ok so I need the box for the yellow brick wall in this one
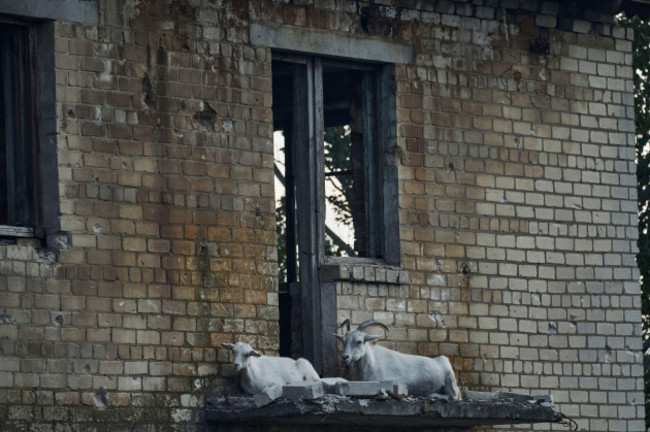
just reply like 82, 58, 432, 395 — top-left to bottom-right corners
0, 1, 644, 431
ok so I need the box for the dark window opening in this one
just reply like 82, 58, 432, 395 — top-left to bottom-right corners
272, 60, 297, 357
0, 17, 58, 240
0, 22, 34, 228
322, 65, 380, 258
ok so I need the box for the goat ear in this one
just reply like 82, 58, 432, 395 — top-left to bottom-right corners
364, 334, 382, 343
334, 333, 346, 343
248, 349, 262, 358
221, 343, 234, 350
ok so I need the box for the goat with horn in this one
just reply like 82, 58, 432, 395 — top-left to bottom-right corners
334, 319, 461, 400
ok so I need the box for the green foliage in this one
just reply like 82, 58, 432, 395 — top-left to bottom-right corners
324, 126, 354, 226
275, 125, 356, 282
275, 198, 288, 282
324, 126, 355, 256
617, 13, 650, 427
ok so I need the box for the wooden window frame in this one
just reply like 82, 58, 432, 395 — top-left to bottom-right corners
273, 52, 400, 372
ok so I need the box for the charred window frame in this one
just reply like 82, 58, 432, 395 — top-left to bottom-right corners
0, 17, 58, 239
272, 53, 399, 369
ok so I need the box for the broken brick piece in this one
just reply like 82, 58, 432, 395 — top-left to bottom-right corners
335, 381, 380, 396
253, 384, 283, 407
283, 381, 324, 400
321, 377, 348, 394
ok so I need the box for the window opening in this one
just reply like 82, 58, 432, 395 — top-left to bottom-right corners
0, 22, 34, 228
272, 60, 300, 357
323, 124, 355, 256
322, 64, 379, 258
0, 17, 57, 241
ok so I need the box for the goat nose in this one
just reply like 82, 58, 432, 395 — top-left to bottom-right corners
342, 354, 349, 360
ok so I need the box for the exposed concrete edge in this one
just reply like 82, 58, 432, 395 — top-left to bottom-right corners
203, 394, 566, 429
0, 0, 98, 25
250, 23, 415, 64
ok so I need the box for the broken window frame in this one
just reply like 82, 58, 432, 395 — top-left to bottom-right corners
272, 52, 400, 372
0, 16, 58, 240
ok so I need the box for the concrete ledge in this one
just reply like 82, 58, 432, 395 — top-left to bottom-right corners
250, 23, 415, 64
202, 394, 567, 430
0, 0, 98, 25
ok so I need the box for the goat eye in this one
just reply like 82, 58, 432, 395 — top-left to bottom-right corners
356, 341, 362, 345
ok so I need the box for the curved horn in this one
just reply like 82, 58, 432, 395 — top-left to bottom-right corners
338, 319, 351, 332
357, 320, 389, 333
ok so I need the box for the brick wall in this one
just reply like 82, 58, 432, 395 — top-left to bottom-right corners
332, 2, 644, 431
0, 0, 644, 431
2, 0, 276, 429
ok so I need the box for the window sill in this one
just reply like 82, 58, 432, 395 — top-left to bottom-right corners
0, 225, 34, 237
320, 258, 408, 284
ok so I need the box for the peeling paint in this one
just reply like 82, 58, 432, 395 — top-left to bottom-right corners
568, 315, 577, 328
546, 323, 557, 335
93, 387, 108, 410
35, 249, 56, 265
430, 311, 448, 329
604, 346, 612, 363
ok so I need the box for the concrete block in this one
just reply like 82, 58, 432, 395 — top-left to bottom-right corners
462, 390, 495, 401
495, 392, 553, 406
379, 380, 408, 395
253, 385, 283, 407
283, 382, 324, 400
335, 381, 380, 397
392, 384, 408, 396
321, 377, 348, 394
530, 394, 554, 407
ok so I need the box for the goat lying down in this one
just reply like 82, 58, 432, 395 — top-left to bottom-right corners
335, 320, 461, 400
221, 338, 320, 395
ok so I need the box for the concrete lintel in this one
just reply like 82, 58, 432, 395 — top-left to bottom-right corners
0, 0, 98, 25
250, 23, 415, 64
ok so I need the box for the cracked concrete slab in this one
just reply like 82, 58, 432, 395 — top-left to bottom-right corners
202, 392, 567, 430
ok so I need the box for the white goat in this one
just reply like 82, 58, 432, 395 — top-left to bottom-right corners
221, 338, 320, 395
334, 320, 461, 400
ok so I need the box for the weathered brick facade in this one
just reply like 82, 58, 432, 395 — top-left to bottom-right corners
0, 0, 644, 431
